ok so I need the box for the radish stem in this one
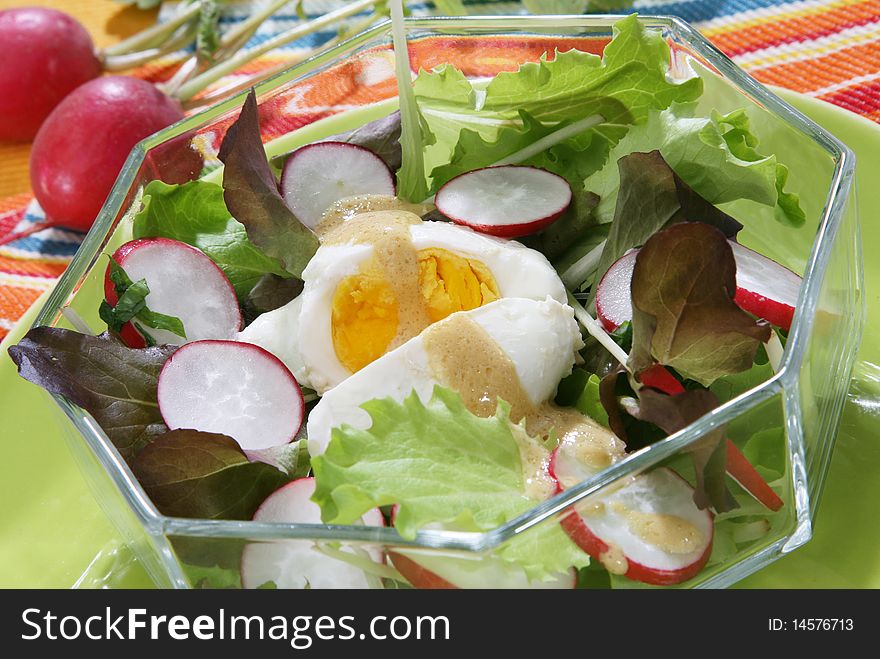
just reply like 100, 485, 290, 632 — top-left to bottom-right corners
561, 238, 606, 290
181, 8, 387, 109
493, 113, 604, 166
567, 291, 630, 367
161, 0, 296, 95
102, 23, 197, 72
101, 2, 203, 57
61, 307, 96, 335
174, 0, 378, 102
766, 329, 784, 372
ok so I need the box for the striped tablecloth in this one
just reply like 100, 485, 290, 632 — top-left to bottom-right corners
1, 0, 878, 341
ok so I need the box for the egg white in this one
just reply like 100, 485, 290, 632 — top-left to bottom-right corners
236, 295, 312, 389
306, 296, 582, 457
298, 221, 568, 394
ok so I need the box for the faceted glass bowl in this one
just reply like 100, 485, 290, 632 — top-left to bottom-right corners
32, 15, 861, 589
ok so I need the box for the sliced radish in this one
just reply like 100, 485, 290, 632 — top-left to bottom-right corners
550, 437, 712, 586
389, 550, 576, 590
596, 240, 802, 332
595, 249, 637, 333
104, 238, 242, 348
726, 440, 784, 512
559, 468, 713, 586
435, 165, 572, 238
280, 141, 395, 230
729, 241, 801, 331
157, 340, 304, 451
240, 478, 384, 589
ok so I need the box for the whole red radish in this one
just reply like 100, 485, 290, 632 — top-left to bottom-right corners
30, 76, 184, 231
0, 7, 101, 142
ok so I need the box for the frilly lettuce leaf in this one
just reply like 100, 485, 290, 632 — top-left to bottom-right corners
311, 387, 589, 580
588, 105, 805, 226
399, 14, 702, 198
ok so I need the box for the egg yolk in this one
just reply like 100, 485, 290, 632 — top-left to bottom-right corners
331, 248, 500, 373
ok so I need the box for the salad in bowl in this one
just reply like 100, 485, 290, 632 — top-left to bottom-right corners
10, 12, 857, 589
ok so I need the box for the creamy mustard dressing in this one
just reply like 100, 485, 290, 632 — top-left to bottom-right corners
422, 313, 623, 501
599, 546, 629, 575
317, 194, 431, 238
611, 502, 703, 555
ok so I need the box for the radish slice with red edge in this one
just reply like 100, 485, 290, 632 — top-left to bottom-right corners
158, 340, 304, 451
240, 478, 384, 589
558, 468, 714, 586
104, 238, 242, 348
280, 141, 395, 230
596, 240, 802, 332
549, 441, 712, 586
595, 249, 637, 333
435, 165, 572, 238
728, 241, 801, 331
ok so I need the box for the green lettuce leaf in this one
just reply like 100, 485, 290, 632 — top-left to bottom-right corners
629, 222, 771, 385
555, 369, 609, 428
400, 14, 702, 197
312, 387, 589, 579
218, 90, 320, 278
132, 180, 289, 301
588, 106, 804, 227
8, 328, 175, 460
131, 429, 291, 520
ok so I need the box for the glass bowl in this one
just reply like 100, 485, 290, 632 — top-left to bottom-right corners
30, 14, 861, 589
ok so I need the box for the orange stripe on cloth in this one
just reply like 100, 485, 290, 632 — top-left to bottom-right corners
0, 255, 69, 279
747, 38, 880, 92
0, 193, 33, 216
706, 0, 880, 57
0, 284, 48, 341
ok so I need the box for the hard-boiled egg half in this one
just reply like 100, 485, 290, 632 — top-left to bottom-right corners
298, 211, 568, 393
307, 296, 582, 456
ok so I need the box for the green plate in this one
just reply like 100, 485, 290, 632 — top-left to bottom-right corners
1, 89, 878, 588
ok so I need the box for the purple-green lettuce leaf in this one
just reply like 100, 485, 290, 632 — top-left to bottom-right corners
218, 89, 319, 279
131, 429, 291, 520
241, 273, 303, 325
628, 222, 771, 385
591, 150, 743, 302
7, 328, 175, 460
